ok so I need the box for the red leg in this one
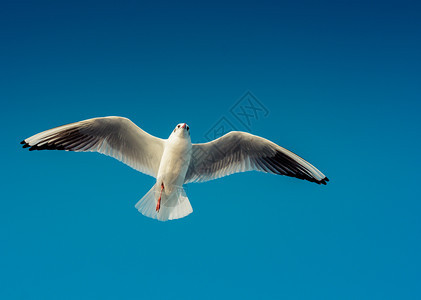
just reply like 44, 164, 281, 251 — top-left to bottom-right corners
156, 183, 164, 212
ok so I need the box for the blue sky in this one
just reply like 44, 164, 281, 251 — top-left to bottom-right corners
1, 0, 420, 299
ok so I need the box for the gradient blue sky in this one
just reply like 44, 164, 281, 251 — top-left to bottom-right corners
1, 0, 421, 299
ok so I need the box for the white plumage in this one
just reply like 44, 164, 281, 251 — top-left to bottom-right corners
21, 116, 329, 221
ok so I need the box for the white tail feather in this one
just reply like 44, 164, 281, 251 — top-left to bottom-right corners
135, 184, 193, 221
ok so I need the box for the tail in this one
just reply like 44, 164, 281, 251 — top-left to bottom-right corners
135, 184, 193, 221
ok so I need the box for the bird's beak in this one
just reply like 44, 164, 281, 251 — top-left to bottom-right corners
181, 123, 186, 129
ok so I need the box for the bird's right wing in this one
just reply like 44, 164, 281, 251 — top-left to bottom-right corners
185, 131, 328, 184
21, 116, 165, 178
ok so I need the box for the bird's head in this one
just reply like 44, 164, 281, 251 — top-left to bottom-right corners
171, 123, 190, 139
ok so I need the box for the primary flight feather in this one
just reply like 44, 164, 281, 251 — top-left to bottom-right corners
21, 116, 329, 221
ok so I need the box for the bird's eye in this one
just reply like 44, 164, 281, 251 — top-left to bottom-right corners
177, 125, 180, 128
187, 126, 189, 131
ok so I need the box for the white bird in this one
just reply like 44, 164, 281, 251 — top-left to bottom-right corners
21, 116, 329, 221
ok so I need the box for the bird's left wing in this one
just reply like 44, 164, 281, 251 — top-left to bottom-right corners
21, 116, 165, 178
184, 131, 328, 184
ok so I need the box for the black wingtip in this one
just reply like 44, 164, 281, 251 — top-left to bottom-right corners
21, 140, 31, 149
319, 177, 329, 185
22, 141, 70, 151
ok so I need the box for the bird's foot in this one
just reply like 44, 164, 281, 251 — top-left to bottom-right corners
156, 183, 164, 213
156, 196, 161, 212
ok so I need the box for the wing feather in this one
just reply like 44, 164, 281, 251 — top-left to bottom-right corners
185, 131, 328, 184
21, 116, 165, 178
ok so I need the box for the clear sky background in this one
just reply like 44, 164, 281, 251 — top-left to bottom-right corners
1, 0, 420, 299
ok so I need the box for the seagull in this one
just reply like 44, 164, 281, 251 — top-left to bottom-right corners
21, 116, 329, 221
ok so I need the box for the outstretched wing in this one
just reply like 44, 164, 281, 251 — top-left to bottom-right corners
21, 116, 165, 178
185, 131, 328, 184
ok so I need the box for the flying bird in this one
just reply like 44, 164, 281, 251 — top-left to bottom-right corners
21, 117, 329, 221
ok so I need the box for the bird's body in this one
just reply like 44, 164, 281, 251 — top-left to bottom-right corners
21, 116, 329, 221
156, 124, 191, 195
